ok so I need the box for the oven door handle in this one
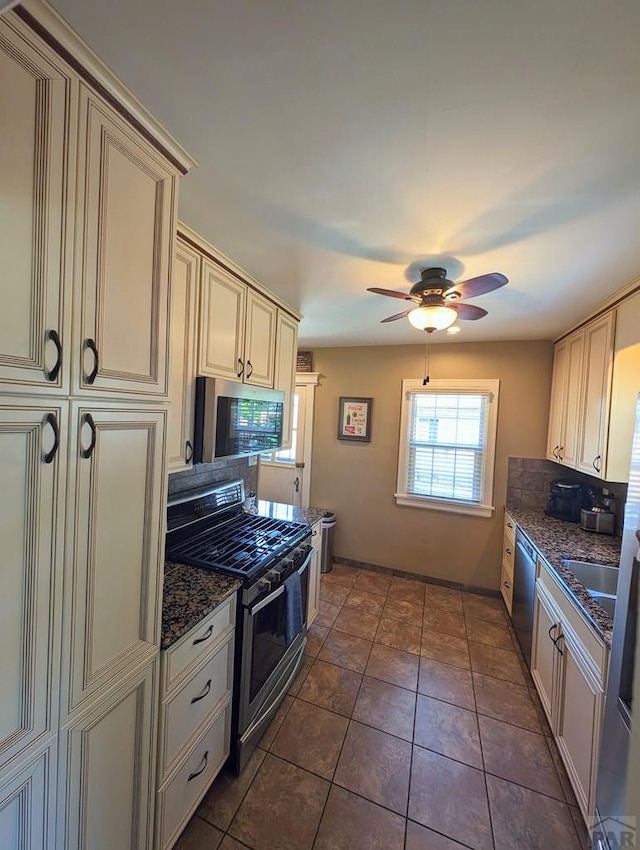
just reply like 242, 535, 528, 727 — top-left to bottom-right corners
249, 584, 286, 616
248, 548, 313, 617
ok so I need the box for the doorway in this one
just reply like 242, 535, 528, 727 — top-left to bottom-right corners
258, 373, 319, 507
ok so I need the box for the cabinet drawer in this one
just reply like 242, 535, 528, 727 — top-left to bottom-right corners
157, 700, 231, 850
310, 521, 322, 553
159, 635, 234, 779
500, 562, 514, 615
504, 512, 516, 545
502, 531, 515, 578
162, 596, 236, 695
537, 559, 608, 685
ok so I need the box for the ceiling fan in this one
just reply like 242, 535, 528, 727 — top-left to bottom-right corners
367, 267, 508, 332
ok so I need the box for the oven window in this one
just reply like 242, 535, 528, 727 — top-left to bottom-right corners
249, 565, 310, 704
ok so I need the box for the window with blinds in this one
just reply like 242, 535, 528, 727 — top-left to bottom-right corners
396, 379, 499, 517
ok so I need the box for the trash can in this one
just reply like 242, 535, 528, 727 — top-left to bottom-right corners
320, 512, 336, 574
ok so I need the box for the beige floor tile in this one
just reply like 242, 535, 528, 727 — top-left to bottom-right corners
462, 593, 507, 624
352, 676, 416, 740
174, 816, 224, 850
465, 616, 514, 650
334, 721, 411, 814
198, 747, 266, 831
318, 630, 373, 673
343, 588, 386, 616
352, 571, 392, 597
417, 657, 475, 711
229, 754, 329, 850
321, 570, 358, 589
320, 582, 350, 606
405, 820, 469, 849
409, 746, 493, 850
414, 694, 483, 769
423, 584, 464, 613
365, 643, 420, 691
382, 597, 424, 626
420, 628, 470, 669
270, 699, 348, 779
375, 616, 422, 654
422, 607, 467, 639
305, 622, 329, 658
473, 672, 541, 732
315, 599, 342, 628
333, 607, 380, 640
314, 785, 406, 850
298, 659, 362, 716
468, 641, 526, 685
388, 578, 426, 606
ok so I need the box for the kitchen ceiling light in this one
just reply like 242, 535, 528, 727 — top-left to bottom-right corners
447, 325, 461, 334
407, 305, 457, 331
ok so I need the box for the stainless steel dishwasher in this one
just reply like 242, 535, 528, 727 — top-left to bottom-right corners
512, 528, 537, 667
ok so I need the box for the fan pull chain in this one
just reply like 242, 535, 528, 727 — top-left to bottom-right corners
423, 333, 432, 385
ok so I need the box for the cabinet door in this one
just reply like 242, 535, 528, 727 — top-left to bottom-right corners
0, 739, 57, 850
577, 313, 615, 477
530, 583, 560, 728
274, 312, 299, 448
307, 522, 322, 626
555, 631, 604, 818
74, 85, 177, 398
62, 403, 166, 718
168, 240, 200, 472
199, 260, 246, 381
546, 338, 568, 462
0, 401, 66, 770
244, 291, 276, 387
559, 330, 585, 468
58, 661, 157, 850
0, 21, 73, 393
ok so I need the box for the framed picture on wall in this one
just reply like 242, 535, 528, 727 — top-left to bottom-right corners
338, 397, 372, 442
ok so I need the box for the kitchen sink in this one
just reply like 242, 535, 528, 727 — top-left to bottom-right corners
561, 559, 619, 617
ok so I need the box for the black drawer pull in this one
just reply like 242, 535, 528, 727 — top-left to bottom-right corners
505, 547, 512, 555
237, 358, 244, 378
548, 623, 558, 643
43, 413, 59, 464
246, 359, 253, 378
46, 329, 62, 382
187, 750, 208, 782
593, 455, 601, 473
192, 624, 214, 646
190, 679, 212, 705
503, 580, 510, 589
85, 338, 99, 384
185, 440, 194, 464
81, 413, 97, 459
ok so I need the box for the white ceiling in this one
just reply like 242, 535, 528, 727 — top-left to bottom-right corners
50, 0, 640, 346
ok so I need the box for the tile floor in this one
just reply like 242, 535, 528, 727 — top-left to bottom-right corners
176, 565, 592, 850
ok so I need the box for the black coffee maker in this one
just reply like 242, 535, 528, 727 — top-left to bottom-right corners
545, 479, 585, 523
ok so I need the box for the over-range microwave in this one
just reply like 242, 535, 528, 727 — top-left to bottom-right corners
193, 376, 284, 463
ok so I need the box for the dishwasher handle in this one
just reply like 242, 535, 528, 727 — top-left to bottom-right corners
516, 530, 536, 562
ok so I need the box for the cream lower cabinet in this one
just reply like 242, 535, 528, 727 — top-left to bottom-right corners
307, 520, 323, 626
0, 401, 66, 774
0, 737, 57, 850
168, 239, 200, 472
531, 561, 607, 820
57, 660, 158, 850
60, 403, 167, 721
500, 513, 515, 615
156, 598, 236, 850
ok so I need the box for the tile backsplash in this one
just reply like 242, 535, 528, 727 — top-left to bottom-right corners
507, 456, 628, 534
168, 456, 258, 498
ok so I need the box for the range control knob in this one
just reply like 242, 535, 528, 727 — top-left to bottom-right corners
257, 577, 271, 593
266, 569, 281, 585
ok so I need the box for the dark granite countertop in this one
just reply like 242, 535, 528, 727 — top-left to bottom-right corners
505, 507, 621, 645
161, 562, 241, 650
252, 500, 333, 526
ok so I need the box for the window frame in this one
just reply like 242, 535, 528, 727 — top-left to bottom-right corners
395, 378, 500, 518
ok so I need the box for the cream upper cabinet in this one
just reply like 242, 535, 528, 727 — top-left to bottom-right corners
546, 329, 584, 466
74, 85, 178, 399
168, 240, 200, 472
58, 661, 157, 850
576, 312, 615, 477
61, 403, 167, 719
605, 291, 640, 481
274, 312, 299, 449
244, 290, 277, 387
198, 259, 277, 387
199, 260, 247, 381
0, 19, 74, 394
0, 401, 65, 773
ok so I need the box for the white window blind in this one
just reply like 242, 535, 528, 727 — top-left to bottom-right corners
407, 393, 488, 502
396, 379, 499, 517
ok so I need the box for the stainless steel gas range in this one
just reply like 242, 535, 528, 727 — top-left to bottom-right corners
165, 479, 312, 773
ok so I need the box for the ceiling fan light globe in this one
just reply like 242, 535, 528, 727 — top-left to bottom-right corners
408, 305, 457, 331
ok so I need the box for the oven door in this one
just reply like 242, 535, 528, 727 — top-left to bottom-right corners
239, 550, 311, 733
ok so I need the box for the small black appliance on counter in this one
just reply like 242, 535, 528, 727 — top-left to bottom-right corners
544, 479, 585, 523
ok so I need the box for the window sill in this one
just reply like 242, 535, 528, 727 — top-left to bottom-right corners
394, 493, 495, 518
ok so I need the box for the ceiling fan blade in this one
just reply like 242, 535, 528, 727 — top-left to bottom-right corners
380, 309, 413, 323
367, 287, 414, 301
451, 303, 488, 321
444, 272, 508, 301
